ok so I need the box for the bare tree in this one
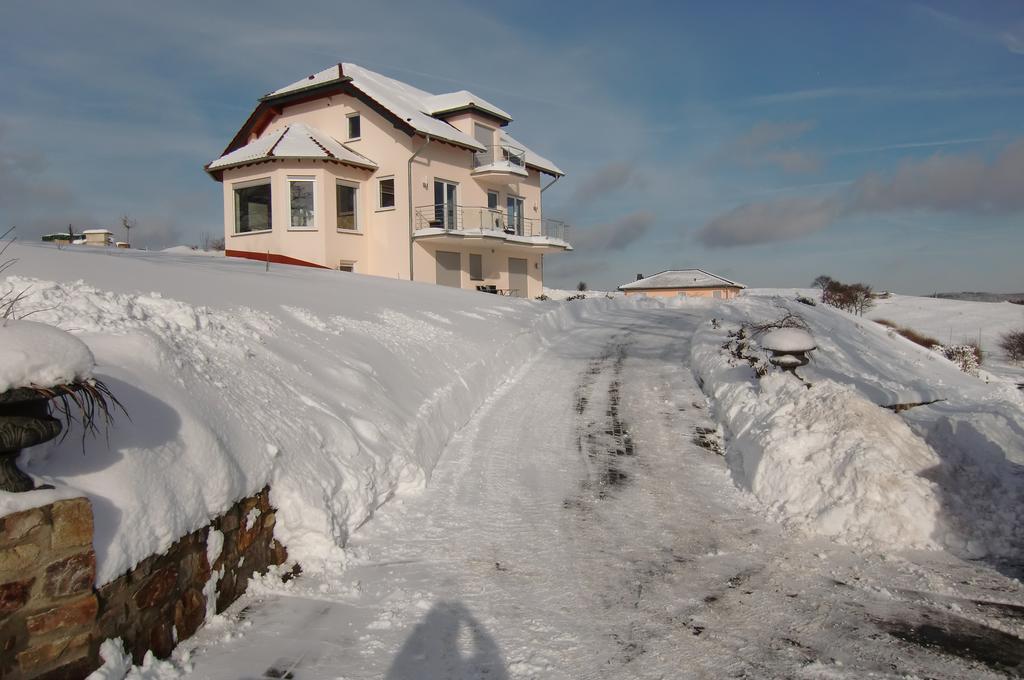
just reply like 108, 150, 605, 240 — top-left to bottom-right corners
812, 275, 834, 290
121, 215, 136, 247
577, 281, 588, 292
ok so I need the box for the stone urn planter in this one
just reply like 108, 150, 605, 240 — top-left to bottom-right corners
0, 320, 116, 493
0, 386, 65, 491
760, 328, 816, 373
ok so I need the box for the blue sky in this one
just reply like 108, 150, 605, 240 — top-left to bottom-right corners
1, 1, 1022, 293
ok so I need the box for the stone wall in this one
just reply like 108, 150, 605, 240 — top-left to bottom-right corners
0, 486, 287, 678
0, 498, 97, 679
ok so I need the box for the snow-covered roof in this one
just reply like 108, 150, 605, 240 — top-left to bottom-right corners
265, 63, 484, 152
619, 269, 746, 291
257, 63, 562, 175
500, 132, 562, 176
423, 90, 511, 121
82, 229, 113, 235
208, 122, 377, 172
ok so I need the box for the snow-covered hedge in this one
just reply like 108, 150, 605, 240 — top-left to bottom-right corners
691, 295, 1024, 560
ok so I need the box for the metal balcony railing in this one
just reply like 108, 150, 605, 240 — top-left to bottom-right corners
414, 205, 571, 243
472, 144, 527, 172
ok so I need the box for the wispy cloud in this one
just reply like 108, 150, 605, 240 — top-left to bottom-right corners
711, 120, 820, 174
916, 4, 1024, 56
696, 196, 840, 248
744, 83, 1024, 107
698, 139, 1024, 247
572, 211, 656, 251
830, 135, 1002, 156
572, 161, 642, 203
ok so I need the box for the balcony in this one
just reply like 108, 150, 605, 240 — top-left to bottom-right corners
413, 205, 571, 249
472, 144, 529, 178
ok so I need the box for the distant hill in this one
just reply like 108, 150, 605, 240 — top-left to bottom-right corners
932, 292, 1024, 304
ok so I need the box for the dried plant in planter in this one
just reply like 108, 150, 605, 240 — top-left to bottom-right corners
26, 379, 125, 446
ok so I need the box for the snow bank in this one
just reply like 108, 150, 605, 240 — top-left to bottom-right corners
692, 294, 1024, 560
0, 319, 95, 392
2, 243, 608, 584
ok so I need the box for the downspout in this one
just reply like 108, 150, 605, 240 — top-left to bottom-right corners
407, 134, 432, 281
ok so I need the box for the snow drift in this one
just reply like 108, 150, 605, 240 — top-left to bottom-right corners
691, 294, 1024, 560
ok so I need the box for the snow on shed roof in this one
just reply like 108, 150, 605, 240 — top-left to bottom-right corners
619, 269, 746, 291
423, 90, 512, 121
81, 229, 113, 235
260, 63, 561, 175
207, 122, 377, 172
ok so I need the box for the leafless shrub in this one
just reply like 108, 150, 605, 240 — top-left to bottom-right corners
1000, 330, 1024, 362
749, 311, 809, 336
822, 279, 874, 315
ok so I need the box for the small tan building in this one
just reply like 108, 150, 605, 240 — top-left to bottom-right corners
619, 269, 745, 299
81, 229, 113, 247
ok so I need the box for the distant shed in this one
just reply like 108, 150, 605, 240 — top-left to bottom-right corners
618, 269, 745, 299
81, 229, 113, 247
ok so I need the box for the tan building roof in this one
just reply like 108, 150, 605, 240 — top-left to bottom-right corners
619, 269, 745, 291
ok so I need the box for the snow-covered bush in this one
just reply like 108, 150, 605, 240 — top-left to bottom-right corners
932, 343, 981, 377
1000, 329, 1024, 362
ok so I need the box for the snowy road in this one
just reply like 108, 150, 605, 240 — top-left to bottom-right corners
178, 306, 1024, 679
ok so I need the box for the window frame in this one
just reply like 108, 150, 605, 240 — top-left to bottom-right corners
335, 180, 360, 232
377, 175, 396, 211
232, 177, 273, 235
506, 194, 525, 235
287, 175, 318, 231
347, 113, 361, 141
486, 190, 499, 211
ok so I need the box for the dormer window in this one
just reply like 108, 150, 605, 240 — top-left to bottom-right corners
347, 113, 361, 140
473, 122, 493, 149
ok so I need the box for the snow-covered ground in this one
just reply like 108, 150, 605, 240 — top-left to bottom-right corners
2, 243, 598, 583
3, 249, 1024, 678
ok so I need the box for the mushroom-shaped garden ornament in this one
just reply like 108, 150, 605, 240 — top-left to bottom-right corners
760, 328, 816, 373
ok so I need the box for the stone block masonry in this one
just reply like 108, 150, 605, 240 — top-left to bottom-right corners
0, 486, 287, 678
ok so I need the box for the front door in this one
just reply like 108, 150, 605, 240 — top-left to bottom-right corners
433, 180, 458, 230
508, 257, 528, 298
436, 251, 462, 288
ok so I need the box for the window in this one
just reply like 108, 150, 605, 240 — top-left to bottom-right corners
487, 190, 499, 211
469, 253, 483, 281
347, 114, 361, 140
473, 123, 493, 149
506, 196, 524, 235
338, 261, 355, 273
233, 181, 272, 233
289, 177, 316, 228
336, 182, 358, 230
378, 177, 395, 209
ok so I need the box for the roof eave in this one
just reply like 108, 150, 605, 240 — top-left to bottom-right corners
204, 156, 377, 181
259, 74, 354, 103
430, 105, 512, 126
